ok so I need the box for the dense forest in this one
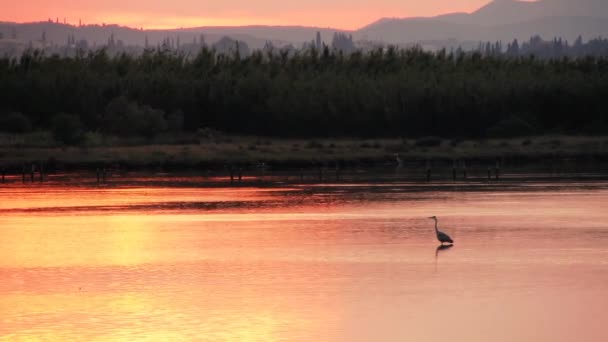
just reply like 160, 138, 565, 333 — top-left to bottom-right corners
1, 47, 608, 144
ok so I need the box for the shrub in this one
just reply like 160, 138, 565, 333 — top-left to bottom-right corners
415, 136, 443, 147
450, 139, 464, 147
486, 116, 535, 138
167, 110, 185, 132
83, 131, 104, 147
51, 113, 84, 145
104, 97, 167, 138
306, 140, 323, 149
139, 106, 168, 139
0, 112, 32, 133
103, 96, 136, 136
582, 120, 608, 135
198, 127, 223, 142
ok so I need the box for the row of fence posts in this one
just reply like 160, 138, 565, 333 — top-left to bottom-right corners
223, 160, 501, 184
425, 160, 501, 182
2, 166, 112, 184
316, 166, 339, 182
16, 163, 46, 183
229, 167, 243, 184
225, 163, 344, 185
1, 160, 502, 186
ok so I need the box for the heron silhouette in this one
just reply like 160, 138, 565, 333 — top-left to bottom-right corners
429, 216, 454, 245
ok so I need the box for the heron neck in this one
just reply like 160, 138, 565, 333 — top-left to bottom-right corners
434, 220, 438, 232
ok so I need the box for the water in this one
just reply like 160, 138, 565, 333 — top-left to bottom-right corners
1, 177, 608, 341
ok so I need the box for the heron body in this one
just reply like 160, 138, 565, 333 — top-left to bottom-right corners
429, 216, 454, 245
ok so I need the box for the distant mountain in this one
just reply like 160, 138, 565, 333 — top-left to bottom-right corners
357, 0, 608, 44
0, 22, 290, 48
0, 22, 342, 51
435, 0, 608, 26
485, 15, 608, 42
356, 19, 477, 43
467, 0, 545, 26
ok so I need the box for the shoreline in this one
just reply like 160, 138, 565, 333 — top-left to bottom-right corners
1, 135, 608, 172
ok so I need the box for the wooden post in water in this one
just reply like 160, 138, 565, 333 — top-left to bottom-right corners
30, 164, 35, 182
495, 160, 500, 181
335, 165, 340, 182
238, 168, 243, 182
229, 166, 234, 185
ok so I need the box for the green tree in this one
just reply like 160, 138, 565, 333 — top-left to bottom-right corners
51, 113, 84, 145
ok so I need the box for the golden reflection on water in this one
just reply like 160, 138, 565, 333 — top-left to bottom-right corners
1, 183, 608, 341
1, 292, 289, 341
0, 216, 155, 267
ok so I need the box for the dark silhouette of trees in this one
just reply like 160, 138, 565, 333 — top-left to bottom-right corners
103, 96, 167, 138
0, 46, 607, 141
51, 113, 84, 145
484, 35, 608, 59
331, 33, 355, 53
0, 112, 32, 133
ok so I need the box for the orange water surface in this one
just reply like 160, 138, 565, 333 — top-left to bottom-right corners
1, 180, 607, 341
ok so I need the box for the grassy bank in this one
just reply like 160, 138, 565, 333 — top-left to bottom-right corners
1, 133, 608, 170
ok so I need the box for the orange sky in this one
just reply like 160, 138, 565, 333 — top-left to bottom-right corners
3, 0, 493, 30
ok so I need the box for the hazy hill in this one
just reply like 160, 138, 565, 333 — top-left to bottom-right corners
2, 0, 608, 50
0, 21, 341, 50
0, 22, 300, 50
356, 19, 477, 43
435, 0, 608, 26
358, 0, 608, 43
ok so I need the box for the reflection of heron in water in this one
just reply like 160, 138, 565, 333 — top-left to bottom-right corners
429, 216, 454, 245
434, 243, 453, 272
435, 244, 453, 258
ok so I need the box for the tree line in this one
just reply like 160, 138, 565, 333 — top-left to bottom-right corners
1, 47, 607, 144
478, 35, 608, 59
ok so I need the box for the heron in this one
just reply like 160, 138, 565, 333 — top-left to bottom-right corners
394, 153, 403, 168
429, 216, 454, 245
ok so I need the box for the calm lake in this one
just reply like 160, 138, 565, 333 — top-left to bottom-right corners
1, 175, 608, 341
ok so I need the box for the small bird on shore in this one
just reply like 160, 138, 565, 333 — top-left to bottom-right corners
429, 216, 454, 245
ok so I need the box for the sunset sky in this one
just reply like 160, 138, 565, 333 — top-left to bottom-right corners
5, 0, 495, 30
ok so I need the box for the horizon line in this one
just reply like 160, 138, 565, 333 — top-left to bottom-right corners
0, 10, 474, 32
